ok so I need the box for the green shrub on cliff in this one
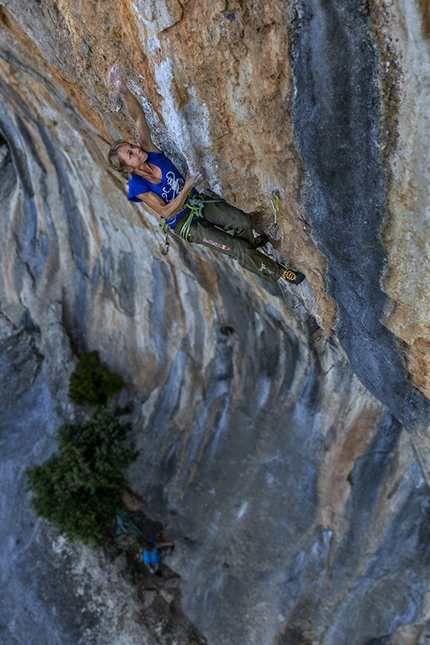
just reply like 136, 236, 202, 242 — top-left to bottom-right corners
69, 351, 123, 406
25, 409, 138, 546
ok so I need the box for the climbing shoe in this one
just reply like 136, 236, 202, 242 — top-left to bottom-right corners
254, 233, 269, 248
280, 267, 306, 285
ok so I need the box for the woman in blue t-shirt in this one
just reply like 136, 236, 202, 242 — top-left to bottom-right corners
107, 67, 304, 285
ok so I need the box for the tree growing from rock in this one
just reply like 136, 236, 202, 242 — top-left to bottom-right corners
26, 409, 138, 546
69, 351, 123, 406
25, 353, 137, 547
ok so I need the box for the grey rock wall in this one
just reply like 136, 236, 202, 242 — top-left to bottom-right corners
130, 332, 430, 644
0, 0, 430, 644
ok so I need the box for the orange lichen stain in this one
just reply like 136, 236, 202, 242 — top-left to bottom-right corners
0, 7, 109, 141
318, 401, 386, 536
407, 338, 430, 400
417, 0, 430, 39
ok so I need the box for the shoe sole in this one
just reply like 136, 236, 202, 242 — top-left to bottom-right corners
281, 270, 305, 285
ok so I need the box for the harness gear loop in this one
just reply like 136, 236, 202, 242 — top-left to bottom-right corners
160, 219, 171, 255
269, 189, 281, 239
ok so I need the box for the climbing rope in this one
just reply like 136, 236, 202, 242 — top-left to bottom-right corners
154, 194, 310, 546
178, 195, 206, 241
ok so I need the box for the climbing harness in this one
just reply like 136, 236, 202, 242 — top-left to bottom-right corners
160, 194, 223, 253
269, 189, 281, 239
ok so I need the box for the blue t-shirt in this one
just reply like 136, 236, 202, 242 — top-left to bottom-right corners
128, 151, 196, 228
143, 539, 161, 566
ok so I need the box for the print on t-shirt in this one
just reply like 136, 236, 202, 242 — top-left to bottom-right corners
161, 170, 184, 202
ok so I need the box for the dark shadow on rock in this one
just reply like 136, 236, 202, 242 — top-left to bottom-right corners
291, 0, 430, 431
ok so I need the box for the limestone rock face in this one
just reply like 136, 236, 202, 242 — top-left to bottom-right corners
0, 0, 430, 644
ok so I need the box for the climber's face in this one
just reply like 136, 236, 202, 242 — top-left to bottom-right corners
116, 143, 148, 171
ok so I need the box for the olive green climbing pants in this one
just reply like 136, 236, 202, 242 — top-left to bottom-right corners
173, 199, 284, 283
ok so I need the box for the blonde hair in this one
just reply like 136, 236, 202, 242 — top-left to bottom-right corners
108, 139, 132, 174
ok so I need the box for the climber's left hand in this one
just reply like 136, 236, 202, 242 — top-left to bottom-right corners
109, 66, 127, 94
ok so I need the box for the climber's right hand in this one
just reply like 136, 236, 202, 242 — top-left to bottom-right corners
186, 170, 204, 189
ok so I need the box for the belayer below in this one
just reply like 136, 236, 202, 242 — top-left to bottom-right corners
107, 66, 305, 286
142, 538, 174, 575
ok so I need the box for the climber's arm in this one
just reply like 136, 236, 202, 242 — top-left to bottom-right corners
109, 66, 160, 153
122, 90, 159, 153
137, 171, 204, 219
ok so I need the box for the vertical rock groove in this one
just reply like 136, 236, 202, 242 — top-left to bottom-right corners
291, 0, 430, 431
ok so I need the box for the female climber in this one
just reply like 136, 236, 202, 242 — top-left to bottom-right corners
107, 66, 305, 285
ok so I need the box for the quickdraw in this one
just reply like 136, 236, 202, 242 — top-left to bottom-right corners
269, 189, 281, 239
